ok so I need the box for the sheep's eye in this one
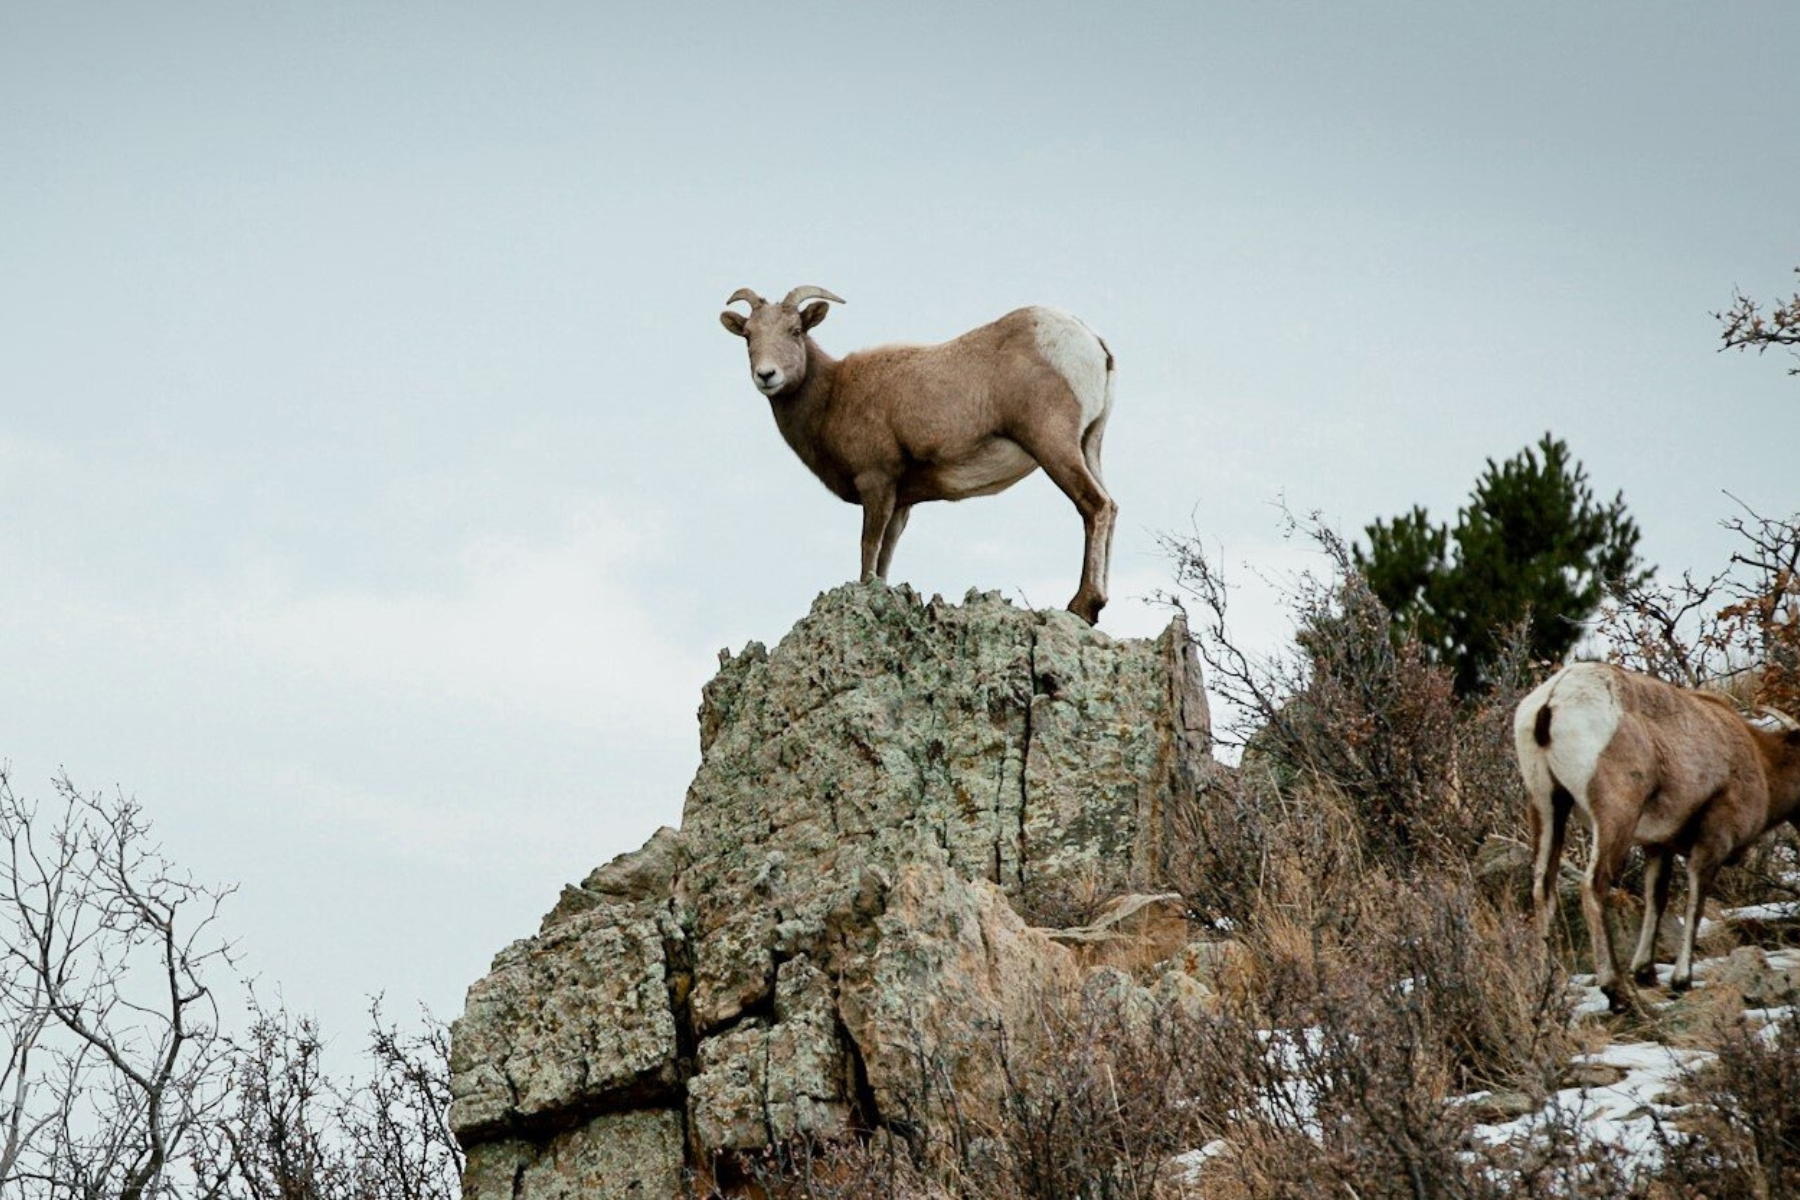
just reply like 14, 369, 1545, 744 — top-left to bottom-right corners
790, 326, 803, 337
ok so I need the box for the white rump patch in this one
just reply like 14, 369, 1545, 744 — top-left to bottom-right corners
1030, 307, 1110, 428
1526, 663, 1625, 813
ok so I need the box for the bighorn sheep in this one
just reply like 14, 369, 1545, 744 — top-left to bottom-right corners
718, 286, 1117, 624
1513, 661, 1800, 1010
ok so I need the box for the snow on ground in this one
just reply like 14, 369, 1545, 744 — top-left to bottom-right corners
1169, 1140, 1231, 1187
1743, 1005, 1797, 1028
1723, 899, 1800, 923
1174, 947, 1800, 1187
1471, 959, 1800, 1176
1252, 1026, 1328, 1134
1466, 1040, 1710, 1172
1567, 945, 1800, 1020
1567, 973, 1614, 1020
1697, 898, 1800, 938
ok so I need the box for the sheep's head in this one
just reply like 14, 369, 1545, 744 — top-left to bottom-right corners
719, 286, 844, 397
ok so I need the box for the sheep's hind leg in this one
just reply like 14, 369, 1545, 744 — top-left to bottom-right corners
1529, 778, 1573, 942
1581, 801, 1638, 1012
1080, 414, 1115, 593
1019, 425, 1116, 625
1629, 847, 1673, 987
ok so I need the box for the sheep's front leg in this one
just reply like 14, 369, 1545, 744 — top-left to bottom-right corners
856, 476, 897, 584
876, 505, 911, 581
1671, 839, 1726, 991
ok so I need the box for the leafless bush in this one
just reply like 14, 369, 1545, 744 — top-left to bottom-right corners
1599, 498, 1800, 712
347, 1006, 461, 1200
192, 1004, 350, 1197
0, 768, 234, 1200
706, 1135, 943, 1200
1015, 862, 1126, 931
0, 767, 460, 1199
1161, 514, 1528, 883
1161, 765, 1278, 931
1187, 867, 1637, 1200
192, 999, 462, 1200
1167, 769, 1377, 946
983, 986, 1232, 1200
1246, 871, 1572, 1101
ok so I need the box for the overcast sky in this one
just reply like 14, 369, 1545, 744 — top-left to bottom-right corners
3, 3, 1797, 1041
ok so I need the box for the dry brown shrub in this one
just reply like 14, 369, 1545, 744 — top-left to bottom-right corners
1241, 871, 1573, 1099
1195, 876, 1615, 1200
1163, 515, 1535, 888
1015, 859, 1125, 931
1164, 763, 1372, 938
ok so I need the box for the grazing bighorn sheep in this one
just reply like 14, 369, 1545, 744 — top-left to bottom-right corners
718, 286, 1117, 624
1513, 661, 1800, 1010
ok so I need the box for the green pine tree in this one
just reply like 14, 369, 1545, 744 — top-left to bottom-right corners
1354, 434, 1648, 693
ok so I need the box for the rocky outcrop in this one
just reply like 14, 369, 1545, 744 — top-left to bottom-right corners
449, 584, 1217, 1198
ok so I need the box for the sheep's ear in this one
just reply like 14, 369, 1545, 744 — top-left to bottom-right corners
719, 311, 748, 337
800, 301, 830, 331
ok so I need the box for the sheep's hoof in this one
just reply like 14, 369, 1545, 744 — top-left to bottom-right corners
1668, 974, 1693, 994
1066, 593, 1104, 626
1631, 964, 1658, 988
1603, 984, 1633, 1015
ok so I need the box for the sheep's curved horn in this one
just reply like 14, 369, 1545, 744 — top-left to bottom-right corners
1757, 705, 1800, 731
782, 286, 846, 309
727, 288, 767, 309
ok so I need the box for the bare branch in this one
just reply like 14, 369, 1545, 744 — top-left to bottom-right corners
0, 770, 234, 1199
1717, 267, 1800, 375
1597, 498, 1800, 714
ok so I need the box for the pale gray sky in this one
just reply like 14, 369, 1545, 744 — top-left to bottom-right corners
3, 3, 1796, 1039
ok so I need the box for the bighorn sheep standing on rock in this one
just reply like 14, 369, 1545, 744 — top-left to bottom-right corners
719, 286, 1117, 624
1514, 661, 1800, 1010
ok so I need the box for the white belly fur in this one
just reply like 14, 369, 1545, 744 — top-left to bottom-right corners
935, 437, 1039, 499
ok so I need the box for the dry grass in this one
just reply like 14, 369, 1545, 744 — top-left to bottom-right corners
1015, 859, 1129, 931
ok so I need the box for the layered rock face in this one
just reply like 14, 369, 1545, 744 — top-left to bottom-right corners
449, 584, 1214, 1198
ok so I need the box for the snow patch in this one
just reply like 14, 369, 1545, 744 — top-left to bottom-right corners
1466, 1041, 1711, 1173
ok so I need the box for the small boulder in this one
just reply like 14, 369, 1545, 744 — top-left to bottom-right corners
1047, 892, 1193, 973
1707, 946, 1800, 1008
